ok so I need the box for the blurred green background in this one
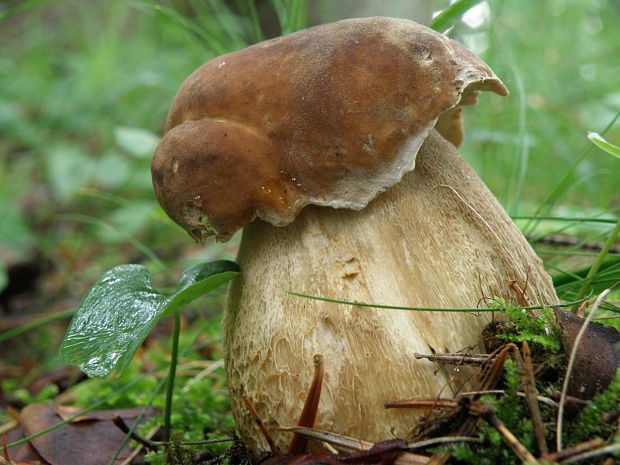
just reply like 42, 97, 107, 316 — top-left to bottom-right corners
0, 0, 617, 357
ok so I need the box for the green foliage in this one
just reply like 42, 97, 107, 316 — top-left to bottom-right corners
71, 360, 159, 410
1, 379, 59, 405
490, 298, 562, 353
70, 316, 235, 464
0, 160, 37, 292
61, 260, 239, 377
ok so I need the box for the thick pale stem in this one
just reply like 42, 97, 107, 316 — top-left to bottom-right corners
225, 130, 557, 454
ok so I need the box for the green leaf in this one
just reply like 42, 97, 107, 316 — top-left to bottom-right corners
430, 0, 483, 32
60, 260, 239, 378
114, 126, 160, 159
166, 260, 241, 315
46, 145, 94, 201
587, 131, 620, 160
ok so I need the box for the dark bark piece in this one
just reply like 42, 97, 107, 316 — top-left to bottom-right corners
556, 309, 620, 400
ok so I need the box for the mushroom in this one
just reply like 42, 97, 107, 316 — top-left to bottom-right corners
151, 17, 558, 455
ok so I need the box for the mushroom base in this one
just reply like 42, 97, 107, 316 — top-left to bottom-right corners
224, 129, 558, 455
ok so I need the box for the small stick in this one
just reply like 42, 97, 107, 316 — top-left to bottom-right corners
550, 391, 589, 407
279, 426, 373, 452
112, 416, 159, 451
384, 399, 459, 411
414, 352, 491, 366
2, 434, 9, 463
406, 436, 478, 450
520, 341, 548, 454
576, 298, 589, 319
561, 443, 620, 464
541, 437, 604, 463
509, 278, 532, 307
530, 234, 620, 254
458, 390, 558, 408
119, 426, 159, 465
0, 420, 18, 437
242, 397, 280, 454
477, 404, 539, 464
289, 354, 325, 454
281, 426, 430, 465
557, 289, 610, 452
479, 343, 517, 390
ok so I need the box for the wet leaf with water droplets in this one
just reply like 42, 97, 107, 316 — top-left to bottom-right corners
60, 260, 239, 377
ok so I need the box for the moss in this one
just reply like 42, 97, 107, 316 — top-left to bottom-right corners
567, 369, 620, 445
491, 298, 562, 354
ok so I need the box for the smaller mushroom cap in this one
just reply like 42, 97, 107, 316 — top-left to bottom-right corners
152, 17, 508, 242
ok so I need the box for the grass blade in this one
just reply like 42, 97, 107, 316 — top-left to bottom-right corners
287, 291, 588, 313
524, 109, 620, 235
587, 131, 620, 160
430, 0, 483, 32
571, 220, 620, 310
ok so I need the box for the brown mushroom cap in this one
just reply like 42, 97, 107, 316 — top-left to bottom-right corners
152, 17, 508, 242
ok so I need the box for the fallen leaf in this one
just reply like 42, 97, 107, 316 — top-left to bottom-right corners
19, 404, 152, 465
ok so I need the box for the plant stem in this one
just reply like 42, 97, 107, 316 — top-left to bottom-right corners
164, 309, 181, 444
572, 220, 620, 312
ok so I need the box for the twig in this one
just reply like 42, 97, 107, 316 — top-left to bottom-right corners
529, 234, 620, 254
479, 344, 518, 390
280, 426, 430, 465
576, 298, 589, 319
541, 437, 604, 462
112, 416, 159, 451
2, 434, 9, 463
520, 341, 548, 454
458, 390, 558, 408
384, 399, 459, 411
550, 391, 589, 407
119, 426, 159, 465
560, 443, 620, 464
242, 397, 279, 454
477, 404, 539, 464
279, 426, 373, 452
509, 279, 533, 307
406, 436, 478, 450
557, 289, 610, 451
0, 420, 18, 437
414, 352, 491, 366
181, 360, 225, 393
